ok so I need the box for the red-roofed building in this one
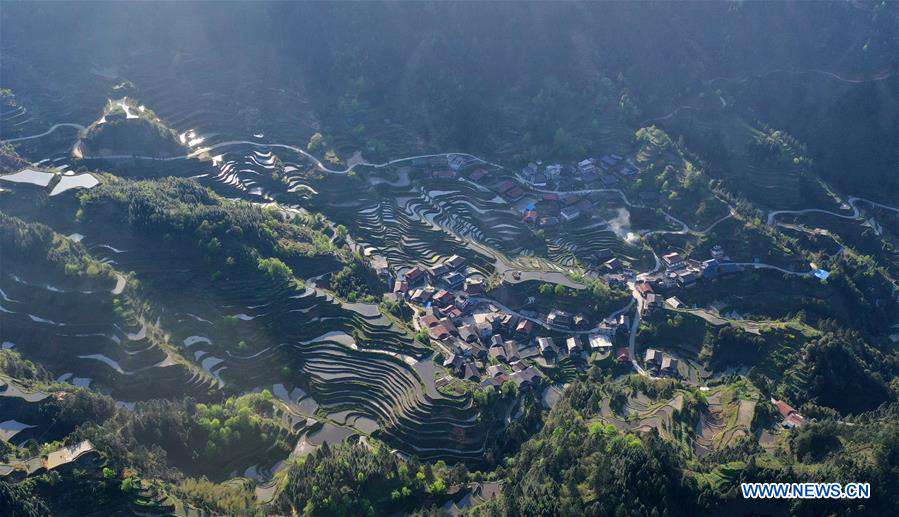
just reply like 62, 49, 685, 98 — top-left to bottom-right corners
496, 180, 516, 194
772, 399, 806, 428
443, 305, 463, 319
470, 169, 489, 181
636, 281, 654, 298
433, 289, 454, 306
616, 347, 630, 363
428, 325, 450, 341
433, 170, 456, 179
505, 186, 525, 201
405, 266, 425, 284
420, 314, 440, 328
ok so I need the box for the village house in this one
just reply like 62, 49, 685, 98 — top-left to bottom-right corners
470, 168, 489, 182
538, 337, 557, 358
588, 333, 612, 351
546, 309, 572, 328
405, 266, 426, 285
486, 364, 504, 378
429, 325, 451, 341
439, 317, 458, 335
432, 169, 456, 179
604, 258, 622, 272
616, 347, 630, 363
600, 155, 619, 168
442, 271, 465, 289
560, 206, 581, 222
545, 164, 563, 179
772, 399, 806, 428
635, 281, 654, 300
515, 319, 534, 335
675, 270, 699, 288
443, 353, 462, 371
662, 252, 684, 267
433, 289, 454, 306
458, 323, 479, 343
445, 254, 466, 270
443, 305, 463, 320
578, 158, 597, 174
462, 363, 480, 381
410, 288, 432, 304
370, 255, 390, 280
464, 277, 485, 295
504, 340, 521, 362
476, 321, 494, 341
428, 263, 450, 278
420, 314, 440, 328
393, 280, 409, 294
562, 194, 580, 206
638, 191, 660, 203
496, 180, 516, 196
474, 312, 499, 331
489, 345, 508, 363
539, 216, 560, 227
510, 366, 543, 390
666, 296, 684, 309
566, 336, 581, 355
600, 174, 619, 187
499, 313, 517, 330
644, 348, 662, 367
573, 313, 588, 329
660, 356, 679, 376
505, 186, 525, 201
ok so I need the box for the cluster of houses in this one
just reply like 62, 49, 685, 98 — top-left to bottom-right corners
520, 154, 638, 191
391, 255, 545, 390
519, 192, 597, 227
534, 332, 615, 363
389, 250, 635, 393
392, 254, 477, 299
642, 348, 680, 377
409, 154, 483, 179
634, 245, 745, 306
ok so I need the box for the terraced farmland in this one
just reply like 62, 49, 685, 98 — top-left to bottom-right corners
79, 226, 489, 463
694, 383, 758, 457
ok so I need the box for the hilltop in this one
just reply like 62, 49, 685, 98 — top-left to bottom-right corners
77, 99, 183, 158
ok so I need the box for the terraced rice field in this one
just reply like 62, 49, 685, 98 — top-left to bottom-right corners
694, 386, 757, 457
0, 268, 214, 402
548, 219, 653, 270
599, 391, 686, 443
86, 229, 486, 462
